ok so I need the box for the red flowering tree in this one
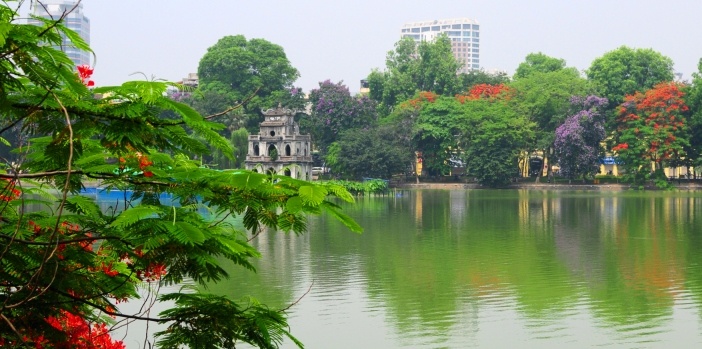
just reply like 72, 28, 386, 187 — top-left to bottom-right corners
0, 4, 358, 349
613, 82, 689, 187
455, 83, 510, 103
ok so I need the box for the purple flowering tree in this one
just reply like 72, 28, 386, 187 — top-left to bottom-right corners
303, 80, 377, 155
553, 96, 607, 182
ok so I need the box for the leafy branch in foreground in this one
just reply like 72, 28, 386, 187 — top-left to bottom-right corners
0, 2, 359, 348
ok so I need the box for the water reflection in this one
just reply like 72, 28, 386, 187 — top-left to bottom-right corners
212, 190, 702, 349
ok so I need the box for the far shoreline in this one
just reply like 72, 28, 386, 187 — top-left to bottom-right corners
393, 181, 702, 191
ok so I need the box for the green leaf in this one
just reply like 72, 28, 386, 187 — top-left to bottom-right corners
298, 185, 327, 206
109, 205, 161, 229
285, 196, 303, 213
171, 221, 206, 245
64, 195, 102, 217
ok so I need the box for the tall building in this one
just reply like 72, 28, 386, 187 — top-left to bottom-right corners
401, 18, 480, 74
28, 0, 90, 67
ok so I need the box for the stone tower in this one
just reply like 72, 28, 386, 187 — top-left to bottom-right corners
245, 105, 313, 180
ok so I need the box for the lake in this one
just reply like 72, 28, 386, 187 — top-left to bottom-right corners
202, 189, 702, 349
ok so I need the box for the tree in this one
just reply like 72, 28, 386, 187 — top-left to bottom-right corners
682, 58, 702, 175
553, 96, 608, 182
327, 124, 414, 180
367, 35, 461, 114
509, 68, 592, 179
302, 80, 377, 155
459, 93, 534, 187
587, 46, 674, 114
0, 4, 358, 348
197, 35, 300, 130
513, 52, 569, 80
411, 93, 462, 177
457, 68, 510, 92
612, 82, 689, 187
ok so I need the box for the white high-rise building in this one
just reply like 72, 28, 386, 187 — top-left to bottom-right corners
28, 0, 90, 67
401, 18, 480, 74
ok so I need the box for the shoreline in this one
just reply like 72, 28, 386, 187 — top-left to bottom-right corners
393, 182, 702, 191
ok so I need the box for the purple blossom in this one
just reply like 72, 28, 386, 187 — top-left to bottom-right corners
554, 95, 607, 180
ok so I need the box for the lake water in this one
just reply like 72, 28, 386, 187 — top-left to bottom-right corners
201, 189, 702, 349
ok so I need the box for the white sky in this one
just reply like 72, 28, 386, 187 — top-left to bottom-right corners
20, 0, 702, 93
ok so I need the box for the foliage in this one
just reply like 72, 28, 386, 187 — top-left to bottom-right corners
230, 127, 250, 168
456, 83, 511, 103
412, 95, 464, 177
613, 82, 689, 187
197, 34, 300, 130
367, 35, 461, 114
553, 96, 608, 181
513, 52, 570, 80
457, 69, 510, 91
0, 5, 358, 349
302, 80, 377, 155
586, 46, 674, 113
460, 98, 534, 187
322, 179, 389, 196
326, 124, 413, 180
509, 69, 592, 165
682, 58, 702, 170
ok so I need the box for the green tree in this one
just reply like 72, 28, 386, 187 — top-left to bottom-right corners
367, 35, 461, 114
328, 124, 414, 180
682, 58, 702, 175
513, 52, 569, 80
412, 93, 464, 177
231, 127, 250, 168
458, 68, 510, 92
460, 98, 535, 187
586, 46, 674, 113
197, 35, 300, 131
509, 68, 592, 179
0, 5, 358, 348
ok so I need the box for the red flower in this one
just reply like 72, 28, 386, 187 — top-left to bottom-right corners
76, 64, 95, 87
143, 171, 153, 178
612, 143, 629, 151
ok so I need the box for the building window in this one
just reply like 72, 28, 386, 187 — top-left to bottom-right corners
473, 38, 479, 43
431, 26, 440, 31
472, 48, 479, 53
474, 31, 479, 38
473, 24, 480, 30
421, 26, 430, 32
411, 27, 420, 33
452, 24, 461, 29
472, 64, 480, 69
463, 31, 471, 37
442, 25, 451, 29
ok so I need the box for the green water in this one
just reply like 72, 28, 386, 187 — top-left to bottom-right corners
208, 189, 702, 348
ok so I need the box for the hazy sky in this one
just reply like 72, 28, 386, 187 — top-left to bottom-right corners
21, 0, 702, 93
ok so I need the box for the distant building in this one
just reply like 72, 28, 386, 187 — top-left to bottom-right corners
401, 18, 480, 74
28, 0, 90, 67
179, 73, 199, 88
245, 105, 313, 180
